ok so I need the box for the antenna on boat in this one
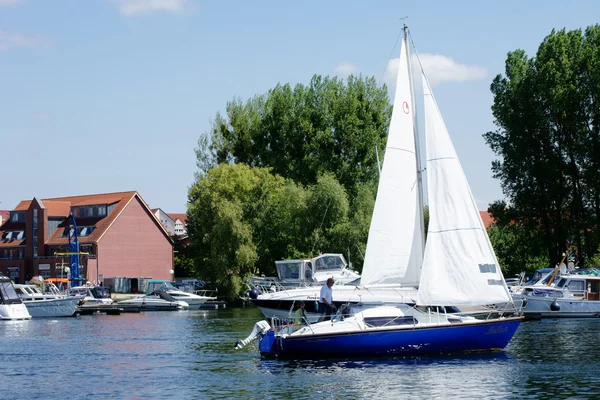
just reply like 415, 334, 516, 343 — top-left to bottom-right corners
403, 24, 427, 256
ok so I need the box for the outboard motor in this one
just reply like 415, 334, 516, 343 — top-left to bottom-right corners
550, 300, 560, 312
235, 320, 271, 349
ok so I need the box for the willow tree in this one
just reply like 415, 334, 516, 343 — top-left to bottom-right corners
187, 164, 373, 300
485, 25, 600, 266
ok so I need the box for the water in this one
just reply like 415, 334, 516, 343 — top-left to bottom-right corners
2, 308, 600, 399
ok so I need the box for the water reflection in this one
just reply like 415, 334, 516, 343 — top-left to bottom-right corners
3, 309, 600, 399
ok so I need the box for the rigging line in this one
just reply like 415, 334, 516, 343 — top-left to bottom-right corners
378, 28, 404, 87
310, 197, 332, 255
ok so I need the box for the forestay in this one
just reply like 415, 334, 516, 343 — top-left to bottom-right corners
417, 71, 511, 306
360, 37, 423, 287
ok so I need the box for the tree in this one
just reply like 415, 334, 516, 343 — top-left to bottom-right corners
187, 164, 285, 300
484, 25, 600, 267
187, 163, 374, 300
195, 75, 392, 196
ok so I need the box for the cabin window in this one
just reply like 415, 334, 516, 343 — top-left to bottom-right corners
0, 280, 21, 303
567, 281, 585, 292
556, 278, 568, 288
364, 316, 417, 328
313, 255, 345, 272
276, 262, 301, 280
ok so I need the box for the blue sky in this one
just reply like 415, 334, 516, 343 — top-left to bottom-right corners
1, 0, 598, 213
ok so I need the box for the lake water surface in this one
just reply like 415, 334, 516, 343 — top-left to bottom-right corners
2, 307, 600, 399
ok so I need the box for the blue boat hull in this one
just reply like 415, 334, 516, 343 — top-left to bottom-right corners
259, 317, 522, 359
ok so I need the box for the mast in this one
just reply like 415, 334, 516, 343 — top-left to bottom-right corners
403, 24, 426, 256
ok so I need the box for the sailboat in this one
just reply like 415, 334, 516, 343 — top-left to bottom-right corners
238, 26, 521, 358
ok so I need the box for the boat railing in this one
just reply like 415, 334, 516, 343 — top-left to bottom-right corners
195, 289, 218, 298
269, 315, 315, 334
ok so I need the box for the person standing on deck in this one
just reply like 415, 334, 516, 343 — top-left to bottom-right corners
319, 278, 336, 321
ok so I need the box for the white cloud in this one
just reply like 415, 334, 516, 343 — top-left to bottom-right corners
110, 0, 192, 16
334, 62, 358, 78
0, 30, 52, 51
0, 0, 24, 6
383, 53, 487, 89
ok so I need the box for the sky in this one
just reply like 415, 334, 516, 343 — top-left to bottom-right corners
1, 0, 599, 213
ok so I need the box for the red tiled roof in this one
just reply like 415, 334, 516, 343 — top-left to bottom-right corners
42, 200, 71, 217
480, 211, 495, 229
45, 192, 138, 245
13, 201, 32, 211
168, 213, 187, 225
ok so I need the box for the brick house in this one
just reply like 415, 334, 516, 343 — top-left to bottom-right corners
0, 191, 173, 285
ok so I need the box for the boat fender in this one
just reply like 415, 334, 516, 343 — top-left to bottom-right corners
550, 300, 560, 311
249, 289, 260, 300
314, 301, 319, 312
235, 320, 270, 349
258, 330, 276, 354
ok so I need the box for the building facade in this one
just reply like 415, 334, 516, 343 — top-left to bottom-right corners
0, 191, 173, 285
151, 208, 176, 235
169, 213, 187, 236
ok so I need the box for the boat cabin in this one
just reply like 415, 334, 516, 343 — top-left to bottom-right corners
555, 274, 600, 300
0, 274, 23, 306
275, 254, 350, 283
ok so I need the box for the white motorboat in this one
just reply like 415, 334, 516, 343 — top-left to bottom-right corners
513, 270, 600, 318
117, 291, 189, 311
248, 253, 360, 293
14, 284, 82, 318
146, 280, 216, 309
0, 273, 31, 320
69, 285, 113, 305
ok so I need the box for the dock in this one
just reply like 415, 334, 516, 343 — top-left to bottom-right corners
200, 300, 227, 309
77, 305, 125, 315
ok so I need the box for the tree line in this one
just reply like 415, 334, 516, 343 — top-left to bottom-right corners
485, 25, 600, 275
177, 24, 600, 299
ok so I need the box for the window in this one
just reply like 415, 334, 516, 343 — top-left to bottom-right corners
71, 205, 109, 218
61, 226, 96, 238
364, 316, 417, 328
1, 231, 24, 240
10, 211, 25, 223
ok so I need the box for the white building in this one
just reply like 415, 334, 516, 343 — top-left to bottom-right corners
169, 213, 187, 236
151, 208, 175, 236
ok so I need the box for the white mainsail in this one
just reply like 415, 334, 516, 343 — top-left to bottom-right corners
360, 37, 423, 287
417, 71, 511, 306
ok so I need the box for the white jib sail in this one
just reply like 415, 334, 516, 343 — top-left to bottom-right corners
417, 71, 511, 306
360, 37, 423, 287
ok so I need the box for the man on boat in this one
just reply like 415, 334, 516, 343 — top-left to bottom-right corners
319, 278, 336, 321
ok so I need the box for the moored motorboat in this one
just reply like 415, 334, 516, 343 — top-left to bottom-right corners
512, 270, 600, 318
146, 280, 216, 309
116, 291, 189, 311
14, 284, 82, 318
0, 273, 31, 320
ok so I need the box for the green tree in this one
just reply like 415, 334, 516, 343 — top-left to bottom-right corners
196, 75, 391, 196
484, 25, 600, 266
187, 164, 285, 300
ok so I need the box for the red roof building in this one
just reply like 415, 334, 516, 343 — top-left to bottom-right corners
0, 191, 173, 285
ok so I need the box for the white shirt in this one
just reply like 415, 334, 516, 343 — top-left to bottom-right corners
320, 284, 333, 304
